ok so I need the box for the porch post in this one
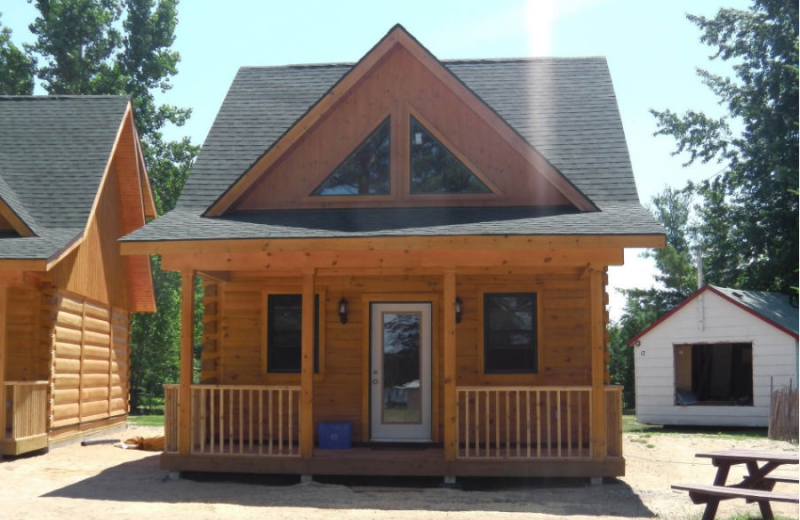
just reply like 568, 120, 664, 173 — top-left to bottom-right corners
178, 270, 195, 455
300, 270, 315, 458
0, 285, 7, 438
589, 268, 607, 460
443, 270, 457, 461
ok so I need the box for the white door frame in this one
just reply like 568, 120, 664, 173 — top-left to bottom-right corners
369, 302, 432, 442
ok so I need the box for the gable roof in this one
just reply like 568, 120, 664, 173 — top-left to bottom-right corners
0, 96, 156, 262
629, 285, 800, 345
122, 25, 663, 246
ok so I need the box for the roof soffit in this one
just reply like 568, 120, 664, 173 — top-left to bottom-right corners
205, 24, 597, 216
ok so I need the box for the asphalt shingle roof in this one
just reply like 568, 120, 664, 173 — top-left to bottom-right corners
125, 44, 662, 243
712, 286, 799, 336
0, 96, 128, 259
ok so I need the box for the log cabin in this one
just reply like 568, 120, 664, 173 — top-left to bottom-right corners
0, 96, 156, 456
121, 25, 665, 481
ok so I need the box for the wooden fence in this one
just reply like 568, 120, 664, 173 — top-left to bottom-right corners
769, 384, 798, 443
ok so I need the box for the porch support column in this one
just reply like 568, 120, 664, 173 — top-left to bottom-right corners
443, 270, 457, 461
0, 285, 7, 439
589, 268, 607, 460
178, 270, 195, 455
300, 270, 315, 458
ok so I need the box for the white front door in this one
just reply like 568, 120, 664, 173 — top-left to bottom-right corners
369, 302, 432, 442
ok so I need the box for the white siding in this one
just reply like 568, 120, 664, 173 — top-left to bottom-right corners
634, 290, 796, 427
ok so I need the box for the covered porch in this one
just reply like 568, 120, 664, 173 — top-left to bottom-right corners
156, 240, 627, 478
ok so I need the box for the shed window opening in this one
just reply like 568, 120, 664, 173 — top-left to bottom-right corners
484, 293, 537, 373
267, 294, 320, 373
409, 116, 491, 195
673, 343, 753, 406
311, 118, 391, 196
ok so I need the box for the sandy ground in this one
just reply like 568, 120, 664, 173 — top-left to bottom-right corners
0, 426, 797, 520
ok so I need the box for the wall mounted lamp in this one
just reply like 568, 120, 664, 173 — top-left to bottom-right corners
455, 297, 463, 324
338, 297, 349, 325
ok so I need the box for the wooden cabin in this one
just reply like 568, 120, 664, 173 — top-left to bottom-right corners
630, 285, 798, 427
0, 96, 156, 456
121, 25, 664, 480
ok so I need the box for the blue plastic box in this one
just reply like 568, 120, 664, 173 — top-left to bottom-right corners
318, 422, 352, 449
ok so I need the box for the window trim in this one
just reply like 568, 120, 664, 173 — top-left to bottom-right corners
477, 285, 541, 382
262, 288, 326, 382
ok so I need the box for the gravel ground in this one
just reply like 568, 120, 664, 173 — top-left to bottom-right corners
0, 425, 797, 520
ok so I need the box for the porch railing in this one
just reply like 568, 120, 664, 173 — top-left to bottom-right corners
3, 381, 49, 441
456, 385, 623, 459
164, 384, 301, 457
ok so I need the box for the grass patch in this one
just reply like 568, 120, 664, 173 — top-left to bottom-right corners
622, 415, 768, 440
128, 415, 165, 427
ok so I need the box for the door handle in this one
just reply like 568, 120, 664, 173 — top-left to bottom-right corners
372, 379, 379, 385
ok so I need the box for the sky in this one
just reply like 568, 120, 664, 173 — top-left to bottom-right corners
1, 0, 748, 320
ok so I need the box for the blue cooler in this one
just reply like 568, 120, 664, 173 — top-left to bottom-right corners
318, 422, 352, 449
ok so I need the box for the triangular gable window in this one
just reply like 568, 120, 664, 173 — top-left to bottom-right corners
312, 118, 391, 196
410, 117, 491, 194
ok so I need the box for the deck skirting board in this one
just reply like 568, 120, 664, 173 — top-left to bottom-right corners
160, 451, 624, 478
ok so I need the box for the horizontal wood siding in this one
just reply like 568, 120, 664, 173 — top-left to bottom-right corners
50, 290, 129, 430
634, 290, 796, 427
205, 271, 594, 443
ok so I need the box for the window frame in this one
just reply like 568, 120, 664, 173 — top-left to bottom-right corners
262, 288, 326, 381
477, 286, 541, 381
309, 117, 392, 198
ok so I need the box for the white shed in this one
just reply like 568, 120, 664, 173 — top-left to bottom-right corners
629, 285, 798, 427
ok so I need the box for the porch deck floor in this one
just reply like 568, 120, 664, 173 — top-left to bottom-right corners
164, 444, 623, 478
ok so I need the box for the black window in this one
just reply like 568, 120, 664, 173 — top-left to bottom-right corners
484, 293, 537, 373
409, 116, 491, 194
267, 294, 319, 373
311, 118, 391, 196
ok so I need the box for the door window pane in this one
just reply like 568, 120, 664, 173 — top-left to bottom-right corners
382, 312, 422, 424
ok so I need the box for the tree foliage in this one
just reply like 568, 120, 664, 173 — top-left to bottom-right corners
608, 188, 696, 408
610, 0, 798, 409
11, 0, 198, 410
0, 14, 35, 94
651, 0, 798, 293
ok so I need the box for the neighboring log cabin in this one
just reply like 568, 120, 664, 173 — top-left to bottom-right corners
121, 25, 665, 480
0, 96, 156, 455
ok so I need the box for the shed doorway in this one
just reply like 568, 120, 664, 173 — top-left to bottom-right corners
369, 302, 432, 441
674, 343, 753, 406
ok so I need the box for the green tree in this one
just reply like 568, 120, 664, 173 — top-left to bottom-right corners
22, 0, 199, 410
651, 0, 799, 294
608, 187, 696, 408
0, 14, 35, 94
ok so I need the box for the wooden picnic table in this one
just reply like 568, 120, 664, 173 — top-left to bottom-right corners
672, 449, 799, 520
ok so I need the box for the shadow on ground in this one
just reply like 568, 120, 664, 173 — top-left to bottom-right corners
43, 454, 655, 517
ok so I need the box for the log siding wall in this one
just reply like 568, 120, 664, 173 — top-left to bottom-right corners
203, 271, 599, 443
49, 290, 130, 431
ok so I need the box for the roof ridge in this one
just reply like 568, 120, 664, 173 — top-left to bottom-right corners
237, 56, 607, 71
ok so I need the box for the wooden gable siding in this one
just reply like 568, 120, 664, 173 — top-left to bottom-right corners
201, 270, 602, 443
5, 285, 47, 382
233, 45, 574, 212
50, 158, 130, 309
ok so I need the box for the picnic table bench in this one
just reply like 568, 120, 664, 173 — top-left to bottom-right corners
671, 449, 799, 520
